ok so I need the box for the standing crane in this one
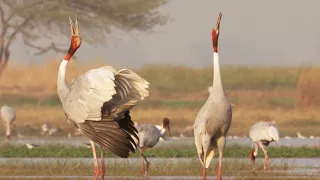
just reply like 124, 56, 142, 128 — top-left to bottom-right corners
193, 12, 232, 180
57, 16, 149, 180
135, 119, 171, 176
1, 104, 16, 142
249, 121, 279, 171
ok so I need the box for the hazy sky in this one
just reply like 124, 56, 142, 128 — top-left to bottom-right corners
10, 0, 320, 68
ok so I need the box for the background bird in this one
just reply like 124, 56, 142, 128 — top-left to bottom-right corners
25, 143, 39, 149
249, 121, 280, 171
1, 104, 16, 142
57, 15, 149, 180
297, 131, 306, 139
41, 123, 51, 136
135, 122, 169, 176
193, 13, 232, 180
48, 127, 61, 136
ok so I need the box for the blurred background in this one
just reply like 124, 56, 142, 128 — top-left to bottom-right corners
0, 0, 320, 139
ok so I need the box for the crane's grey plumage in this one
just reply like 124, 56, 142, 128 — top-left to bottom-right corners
135, 118, 171, 176
1, 105, 16, 142
57, 16, 149, 180
193, 13, 232, 180
249, 121, 279, 171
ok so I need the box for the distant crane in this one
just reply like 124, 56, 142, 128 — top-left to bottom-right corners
249, 121, 280, 171
193, 13, 232, 180
135, 119, 171, 176
57, 16, 149, 180
297, 132, 306, 139
48, 127, 61, 136
1, 105, 16, 142
25, 143, 39, 149
41, 123, 51, 136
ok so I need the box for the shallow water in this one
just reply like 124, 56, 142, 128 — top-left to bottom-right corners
0, 158, 319, 168
5, 137, 320, 148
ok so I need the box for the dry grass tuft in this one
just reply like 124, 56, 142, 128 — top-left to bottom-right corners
296, 67, 320, 108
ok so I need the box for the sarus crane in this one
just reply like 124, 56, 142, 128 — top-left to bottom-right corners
193, 12, 232, 180
135, 118, 171, 176
249, 121, 279, 171
57, 15, 149, 180
1, 104, 16, 142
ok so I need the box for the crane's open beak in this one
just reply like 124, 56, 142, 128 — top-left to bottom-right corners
167, 125, 171, 136
215, 12, 222, 37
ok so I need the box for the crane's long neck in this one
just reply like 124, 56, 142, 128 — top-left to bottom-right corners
212, 52, 224, 94
57, 60, 69, 101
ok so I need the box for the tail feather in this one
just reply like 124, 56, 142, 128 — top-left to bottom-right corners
205, 149, 215, 168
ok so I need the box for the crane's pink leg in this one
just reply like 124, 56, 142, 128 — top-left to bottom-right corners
258, 143, 271, 171
217, 136, 225, 180
99, 146, 105, 180
90, 140, 100, 180
202, 157, 207, 180
140, 147, 149, 176
217, 154, 222, 180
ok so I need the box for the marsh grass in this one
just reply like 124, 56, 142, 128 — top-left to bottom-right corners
0, 144, 319, 158
0, 157, 293, 176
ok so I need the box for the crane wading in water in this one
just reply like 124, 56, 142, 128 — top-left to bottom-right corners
193, 12, 232, 180
249, 121, 280, 171
1, 105, 16, 142
57, 15, 149, 180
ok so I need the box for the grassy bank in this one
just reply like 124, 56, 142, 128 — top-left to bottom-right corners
0, 144, 319, 158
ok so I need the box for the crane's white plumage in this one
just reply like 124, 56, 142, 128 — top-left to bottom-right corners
1, 105, 16, 123
249, 121, 279, 143
63, 66, 149, 124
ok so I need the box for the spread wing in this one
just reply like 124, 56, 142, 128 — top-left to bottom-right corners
64, 66, 149, 123
62, 66, 149, 157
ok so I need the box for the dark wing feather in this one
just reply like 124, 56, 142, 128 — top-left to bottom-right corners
77, 110, 138, 158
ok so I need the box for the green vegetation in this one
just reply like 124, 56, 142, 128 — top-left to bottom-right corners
0, 156, 294, 177
137, 65, 302, 93
0, 144, 319, 158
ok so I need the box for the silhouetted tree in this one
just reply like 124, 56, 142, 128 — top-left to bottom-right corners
0, 0, 168, 75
